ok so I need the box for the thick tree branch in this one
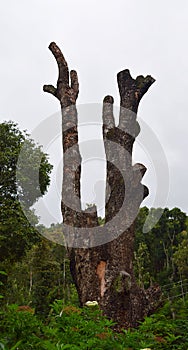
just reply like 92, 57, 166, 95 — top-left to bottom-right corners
117, 69, 155, 113
49, 41, 69, 88
43, 42, 79, 107
104, 69, 153, 223
43, 84, 57, 97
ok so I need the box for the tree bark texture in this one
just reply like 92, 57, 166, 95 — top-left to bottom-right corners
44, 42, 161, 329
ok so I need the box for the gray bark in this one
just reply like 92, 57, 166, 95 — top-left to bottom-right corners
44, 42, 161, 329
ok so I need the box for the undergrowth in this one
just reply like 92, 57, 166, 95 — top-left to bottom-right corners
0, 296, 188, 349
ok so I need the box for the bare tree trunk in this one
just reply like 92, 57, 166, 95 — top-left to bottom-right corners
44, 42, 161, 329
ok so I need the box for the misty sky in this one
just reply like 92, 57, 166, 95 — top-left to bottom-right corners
1, 0, 188, 225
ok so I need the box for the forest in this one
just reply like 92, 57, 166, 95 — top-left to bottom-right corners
0, 121, 188, 349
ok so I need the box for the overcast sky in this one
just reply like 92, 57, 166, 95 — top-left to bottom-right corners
1, 0, 188, 225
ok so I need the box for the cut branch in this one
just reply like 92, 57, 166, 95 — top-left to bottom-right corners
117, 69, 155, 113
43, 84, 57, 97
103, 95, 115, 135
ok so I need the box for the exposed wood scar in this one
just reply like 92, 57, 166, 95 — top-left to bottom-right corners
96, 261, 106, 298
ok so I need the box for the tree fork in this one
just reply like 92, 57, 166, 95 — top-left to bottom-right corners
44, 43, 161, 329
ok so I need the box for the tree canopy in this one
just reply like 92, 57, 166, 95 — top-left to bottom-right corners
0, 121, 53, 263
135, 207, 187, 286
0, 121, 53, 207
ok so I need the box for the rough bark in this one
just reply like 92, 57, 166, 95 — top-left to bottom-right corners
100, 73, 160, 328
44, 42, 161, 329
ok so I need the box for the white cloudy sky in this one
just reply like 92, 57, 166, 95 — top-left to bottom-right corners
1, 0, 188, 225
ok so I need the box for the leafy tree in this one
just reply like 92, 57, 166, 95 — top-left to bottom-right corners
135, 207, 187, 285
173, 231, 188, 279
0, 121, 53, 269
22, 239, 62, 317
134, 206, 149, 250
134, 242, 151, 289
0, 121, 53, 207
0, 199, 40, 263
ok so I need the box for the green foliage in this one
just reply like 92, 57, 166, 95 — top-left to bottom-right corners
137, 298, 188, 349
98, 217, 105, 226
0, 121, 53, 206
0, 297, 188, 349
0, 199, 41, 264
0, 271, 7, 300
0, 121, 53, 266
134, 242, 151, 289
1, 236, 77, 315
42, 222, 65, 245
1, 204, 187, 349
135, 207, 187, 286
27, 239, 66, 318
0, 302, 117, 350
0, 120, 54, 301
0, 304, 44, 349
0, 124, 188, 350
173, 232, 188, 278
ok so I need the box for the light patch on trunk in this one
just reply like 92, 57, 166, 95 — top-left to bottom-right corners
96, 261, 106, 297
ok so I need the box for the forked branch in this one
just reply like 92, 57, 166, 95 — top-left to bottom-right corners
43, 42, 79, 107
117, 69, 155, 113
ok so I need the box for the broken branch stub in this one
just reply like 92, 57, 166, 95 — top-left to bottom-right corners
117, 69, 155, 113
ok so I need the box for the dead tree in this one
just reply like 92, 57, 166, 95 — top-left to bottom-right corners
44, 42, 161, 329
